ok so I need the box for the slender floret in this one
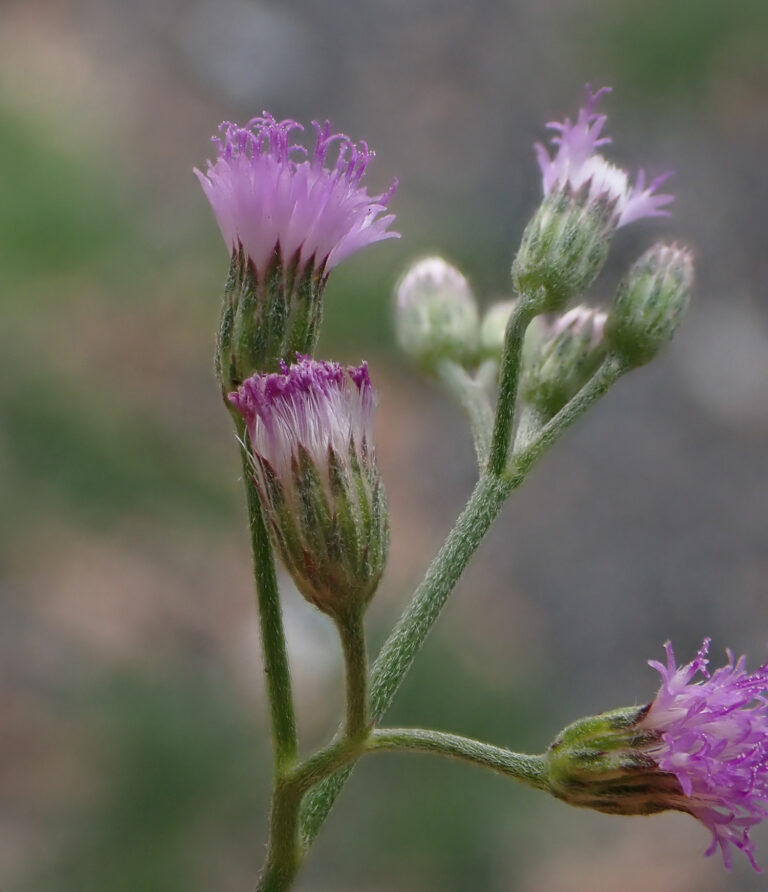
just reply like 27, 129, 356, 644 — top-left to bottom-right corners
197, 116, 399, 388
230, 356, 388, 618
535, 86, 673, 227
196, 115, 398, 277
640, 640, 768, 871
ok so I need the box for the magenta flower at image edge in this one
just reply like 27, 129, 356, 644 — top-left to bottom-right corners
641, 639, 768, 871
535, 85, 674, 226
228, 355, 376, 483
195, 114, 399, 278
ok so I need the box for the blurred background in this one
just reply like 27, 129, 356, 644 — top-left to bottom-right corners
2, 0, 768, 889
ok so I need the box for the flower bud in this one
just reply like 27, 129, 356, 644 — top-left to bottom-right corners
521, 305, 607, 416
605, 243, 693, 367
230, 356, 388, 619
512, 185, 618, 313
480, 300, 517, 359
395, 257, 480, 371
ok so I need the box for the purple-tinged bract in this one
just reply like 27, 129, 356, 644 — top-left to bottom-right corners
640, 640, 768, 871
196, 115, 399, 278
230, 356, 388, 617
535, 86, 673, 228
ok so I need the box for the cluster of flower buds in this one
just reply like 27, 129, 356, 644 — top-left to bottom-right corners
546, 640, 768, 871
230, 356, 388, 620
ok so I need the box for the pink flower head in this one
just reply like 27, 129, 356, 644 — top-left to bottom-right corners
196, 115, 398, 277
229, 355, 376, 485
535, 86, 673, 228
641, 639, 768, 871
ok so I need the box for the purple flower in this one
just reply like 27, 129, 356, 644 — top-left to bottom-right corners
196, 115, 398, 279
230, 355, 375, 482
229, 356, 387, 616
535, 86, 673, 227
641, 639, 768, 871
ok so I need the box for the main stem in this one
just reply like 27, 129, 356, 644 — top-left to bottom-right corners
240, 446, 298, 774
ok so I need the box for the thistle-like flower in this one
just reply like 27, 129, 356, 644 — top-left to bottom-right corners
640, 639, 768, 871
514, 87, 674, 312
230, 356, 388, 619
196, 116, 398, 388
535, 86, 673, 228
546, 640, 768, 872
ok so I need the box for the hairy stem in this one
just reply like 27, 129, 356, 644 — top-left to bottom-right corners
437, 360, 495, 467
488, 300, 536, 476
336, 609, 369, 741
369, 728, 549, 791
240, 442, 298, 775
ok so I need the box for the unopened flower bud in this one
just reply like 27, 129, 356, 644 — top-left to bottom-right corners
480, 300, 517, 359
395, 257, 480, 371
605, 243, 693, 367
545, 639, 768, 871
230, 356, 388, 619
521, 305, 607, 416
196, 115, 398, 389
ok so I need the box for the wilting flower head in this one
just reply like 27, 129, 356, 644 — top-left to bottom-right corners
196, 115, 398, 278
197, 116, 398, 388
230, 356, 388, 618
521, 304, 608, 417
514, 87, 674, 313
395, 256, 480, 371
639, 639, 768, 871
535, 86, 673, 228
545, 640, 768, 872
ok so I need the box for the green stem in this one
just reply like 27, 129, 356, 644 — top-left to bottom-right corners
258, 737, 366, 892
507, 354, 626, 484
512, 403, 546, 453
336, 610, 369, 741
240, 444, 298, 775
369, 728, 549, 791
437, 360, 495, 467
488, 300, 536, 476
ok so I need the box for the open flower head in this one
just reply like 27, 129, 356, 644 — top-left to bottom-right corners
196, 115, 398, 278
640, 639, 768, 871
230, 356, 388, 617
197, 116, 398, 387
514, 87, 674, 312
535, 86, 673, 227
546, 640, 768, 873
